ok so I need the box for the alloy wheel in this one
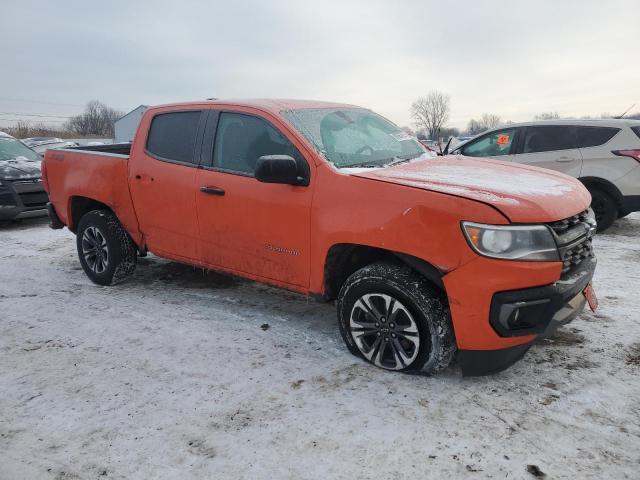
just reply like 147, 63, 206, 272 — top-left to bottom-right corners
349, 293, 420, 370
81, 226, 109, 274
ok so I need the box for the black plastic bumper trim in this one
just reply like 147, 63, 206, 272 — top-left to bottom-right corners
458, 343, 531, 376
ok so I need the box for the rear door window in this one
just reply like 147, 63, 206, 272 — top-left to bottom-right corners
462, 128, 517, 157
576, 126, 620, 148
521, 126, 574, 153
146, 111, 203, 164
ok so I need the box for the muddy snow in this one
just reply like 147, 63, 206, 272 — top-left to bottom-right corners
1, 215, 639, 479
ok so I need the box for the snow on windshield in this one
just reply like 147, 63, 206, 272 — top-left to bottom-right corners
0, 137, 40, 162
282, 108, 424, 168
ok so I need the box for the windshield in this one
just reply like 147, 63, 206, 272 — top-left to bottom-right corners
0, 137, 40, 161
282, 107, 425, 168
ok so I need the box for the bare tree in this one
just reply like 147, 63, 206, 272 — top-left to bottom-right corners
466, 113, 502, 135
410, 91, 451, 140
480, 113, 501, 130
534, 111, 560, 120
65, 100, 123, 137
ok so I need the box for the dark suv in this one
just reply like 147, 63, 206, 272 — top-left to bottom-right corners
0, 132, 49, 222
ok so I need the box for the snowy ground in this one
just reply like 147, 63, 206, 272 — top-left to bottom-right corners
1, 215, 639, 479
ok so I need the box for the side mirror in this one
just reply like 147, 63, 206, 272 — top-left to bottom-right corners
255, 155, 300, 185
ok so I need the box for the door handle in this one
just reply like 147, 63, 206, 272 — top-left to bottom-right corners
555, 157, 573, 162
200, 186, 225, 196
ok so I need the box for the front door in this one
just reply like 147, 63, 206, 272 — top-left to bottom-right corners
195, 110, 313, 289
128, 110, 204, 262
514, 125, 583, 177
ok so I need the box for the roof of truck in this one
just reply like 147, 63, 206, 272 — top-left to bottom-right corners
149, 99, 361, 114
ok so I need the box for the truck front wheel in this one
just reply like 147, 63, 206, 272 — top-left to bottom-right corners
76, 209, 137, 286
337, 262, 456, 374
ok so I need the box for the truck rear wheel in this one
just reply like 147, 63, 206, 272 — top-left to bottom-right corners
337, 262, 456, 374
76, 210, 137, 286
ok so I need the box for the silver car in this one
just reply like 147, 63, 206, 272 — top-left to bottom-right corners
452, 119, 640, 231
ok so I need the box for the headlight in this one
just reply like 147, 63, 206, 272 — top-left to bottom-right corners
462, 222, 559, 261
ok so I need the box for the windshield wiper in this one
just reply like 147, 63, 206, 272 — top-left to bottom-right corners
341, 153, 422, 169
383, 156, 413, 167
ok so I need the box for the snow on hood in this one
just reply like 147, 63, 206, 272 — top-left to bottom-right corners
351, 155, 591, 223
0, 157, 42, 180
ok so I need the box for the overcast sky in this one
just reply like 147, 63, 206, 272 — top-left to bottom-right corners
1, 0, 638, 130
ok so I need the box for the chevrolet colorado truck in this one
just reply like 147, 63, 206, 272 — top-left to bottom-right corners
43, 99, 598, 376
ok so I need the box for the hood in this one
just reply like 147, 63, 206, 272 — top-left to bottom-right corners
0, 158, 42, 181
351, 155, 591, 223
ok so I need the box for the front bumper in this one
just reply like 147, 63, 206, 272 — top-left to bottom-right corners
0, 179, 49, 221
489, 257, 596, 337
444, 255, 596, 376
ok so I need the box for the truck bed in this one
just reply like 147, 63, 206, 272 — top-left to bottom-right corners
42, 147, 141, 241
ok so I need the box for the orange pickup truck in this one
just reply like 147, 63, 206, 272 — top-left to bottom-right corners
43, 99, 598, 376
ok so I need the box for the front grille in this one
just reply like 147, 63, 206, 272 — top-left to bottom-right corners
560, 238, 594, 274
547, 209, 596, 276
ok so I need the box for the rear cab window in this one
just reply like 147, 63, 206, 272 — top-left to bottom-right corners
461, 128, 517, 157
146, 111, 203, 164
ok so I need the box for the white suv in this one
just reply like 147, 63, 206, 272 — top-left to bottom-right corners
452, 119, 640, 231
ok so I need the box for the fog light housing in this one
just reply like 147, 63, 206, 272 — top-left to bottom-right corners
496, 298, 551, 334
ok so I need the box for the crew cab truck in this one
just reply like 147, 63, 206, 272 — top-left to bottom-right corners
42, 99, 598, 376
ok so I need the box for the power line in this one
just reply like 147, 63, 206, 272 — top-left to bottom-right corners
0, 97, 128, 111
0, 96, 85, 108
0, 112, 72, 118
0, 118, 68, 123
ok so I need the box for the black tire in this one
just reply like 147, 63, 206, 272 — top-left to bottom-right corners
76, 209, 137, 286
337, 261, 456, 374
589, 189, 618, 232
617, 209, 631, 219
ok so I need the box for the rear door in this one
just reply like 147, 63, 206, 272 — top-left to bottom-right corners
458, 127, 519, 161
128, 109, 205, 262
194, 109, 313, 289
514, 125, 582, 177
